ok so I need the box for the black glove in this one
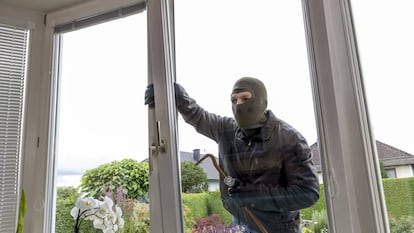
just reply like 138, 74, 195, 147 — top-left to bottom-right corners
228, 183, 257, 195
174, 82, 188, 98
144, 84, 155, 108
228, 183, 268, 207
144, 83, 188, 109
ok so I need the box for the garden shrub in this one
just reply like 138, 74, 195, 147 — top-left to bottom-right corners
181, 161, 209, 193
383, 177, 414, 218
80, 159, 149, 200
55, 187, 98, 233
192, 214, 243, 232
388, 215, 414, 233
193, 214, 223, 229
206, 190, 233, 225
310, 209, 328, 233
182, 192, 209, 219
300, 184, 325, 220
55, 187, 80, 233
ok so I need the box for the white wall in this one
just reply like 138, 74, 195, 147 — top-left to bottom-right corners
208, 181, 220, 191
396, 165, 414, 178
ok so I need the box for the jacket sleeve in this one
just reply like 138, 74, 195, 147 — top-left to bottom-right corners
230, 140, 320, 212
175, 85, 233, 142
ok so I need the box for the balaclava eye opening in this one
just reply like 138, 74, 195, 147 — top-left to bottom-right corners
231, 77, 268, 129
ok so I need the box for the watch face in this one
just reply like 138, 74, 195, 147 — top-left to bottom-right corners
224, 176, 235, 187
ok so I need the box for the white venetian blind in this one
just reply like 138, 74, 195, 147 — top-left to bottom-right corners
0, 23, 28, 232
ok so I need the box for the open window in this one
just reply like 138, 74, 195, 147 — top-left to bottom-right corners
12, 0, 393, 232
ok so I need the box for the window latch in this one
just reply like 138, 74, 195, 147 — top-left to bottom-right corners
150, 121, 166, 156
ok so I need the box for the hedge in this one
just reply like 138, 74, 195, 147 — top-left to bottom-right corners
183, 178, 414, 221
182, 186, 323, 222
182, 192, 209, 219
383, 177, 414, 218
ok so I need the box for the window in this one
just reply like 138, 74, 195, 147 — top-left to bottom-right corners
31, 0, 391, 232
174, 1, 321, 232
351, 1, 414, 230
0, 23, 28, 232
47, 6, 149, 233
385, 168, 396, 179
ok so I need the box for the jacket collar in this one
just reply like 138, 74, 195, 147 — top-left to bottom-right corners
235, 110, 277, 141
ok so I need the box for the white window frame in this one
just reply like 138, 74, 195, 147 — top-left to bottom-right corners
302, 0, 389, 232
42, 0, 183, 232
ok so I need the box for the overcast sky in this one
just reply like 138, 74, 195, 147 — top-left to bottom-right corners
55, 0, 414, 187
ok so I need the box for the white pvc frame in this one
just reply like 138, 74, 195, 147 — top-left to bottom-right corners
302, 0, 389, 232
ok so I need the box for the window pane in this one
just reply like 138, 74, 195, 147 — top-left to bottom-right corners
351, 0, 414, 231
174, 1, 324, 232
53, 12, 150, 233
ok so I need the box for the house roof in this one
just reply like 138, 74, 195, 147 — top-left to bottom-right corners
310, 140, 414, 171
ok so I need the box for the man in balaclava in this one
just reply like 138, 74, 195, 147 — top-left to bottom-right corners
231, 77, 268, 130
145, 77, 320, 233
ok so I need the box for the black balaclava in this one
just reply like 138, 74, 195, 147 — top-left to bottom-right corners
231, 77, 268, 129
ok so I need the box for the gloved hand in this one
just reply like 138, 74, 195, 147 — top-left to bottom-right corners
144, 84, 155, 108
228, 183, 258, 195
144, 83, 188, 109
228, 183, 265, 207
174, 82, 188, 98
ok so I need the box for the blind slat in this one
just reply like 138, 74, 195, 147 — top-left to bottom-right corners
0, 22, 28, 231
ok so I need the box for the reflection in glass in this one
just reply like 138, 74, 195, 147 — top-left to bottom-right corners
351, 1, 414, 232
174, 1, 324, 232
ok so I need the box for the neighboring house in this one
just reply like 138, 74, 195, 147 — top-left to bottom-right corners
311, 140, 414, 183
142, 149, 220, 190
180, 149, 220, 191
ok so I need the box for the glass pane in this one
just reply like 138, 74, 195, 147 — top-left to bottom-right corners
174, 1, 325, 232
351, 1, 414, 232
53, 12, 150, 233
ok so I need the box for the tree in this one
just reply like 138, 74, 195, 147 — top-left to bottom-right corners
380, 161, 388, 178
181, 161, 209, 193
80, 159, 149, 199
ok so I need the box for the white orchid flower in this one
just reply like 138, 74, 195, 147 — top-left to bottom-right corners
70, 197, 98, 219
103, 224, 118, 233
70, 206, 80, 219
105, 212, 118, 224
95, 196, 114, 218
93, 217, 105, 230
103, 228, 116, 233
71, 195, 123, 232
115, 205, 124, 227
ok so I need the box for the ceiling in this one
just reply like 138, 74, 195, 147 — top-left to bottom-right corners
1, 0, 89, 12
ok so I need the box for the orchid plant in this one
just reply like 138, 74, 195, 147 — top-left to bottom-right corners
70, 196, 124, 233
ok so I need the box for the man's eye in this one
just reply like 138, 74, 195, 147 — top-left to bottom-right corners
231, 98, 236, 104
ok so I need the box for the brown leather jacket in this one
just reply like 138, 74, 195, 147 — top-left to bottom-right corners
176, 87, 320, 233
